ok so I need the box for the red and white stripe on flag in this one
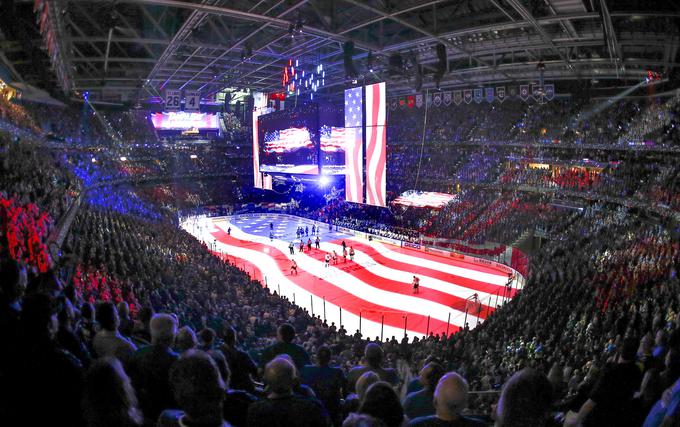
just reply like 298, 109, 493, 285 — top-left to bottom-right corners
365, 82, 387, 207
344, 86, 364, 203
345, 128, 363, 203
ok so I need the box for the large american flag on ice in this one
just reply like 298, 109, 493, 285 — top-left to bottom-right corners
264, 127, 314, 154
188, 215, 522, 340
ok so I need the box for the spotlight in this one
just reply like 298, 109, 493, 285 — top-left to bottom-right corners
319, 175, 330, 187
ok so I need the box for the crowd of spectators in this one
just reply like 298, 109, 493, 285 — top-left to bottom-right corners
1, 91, 680, 426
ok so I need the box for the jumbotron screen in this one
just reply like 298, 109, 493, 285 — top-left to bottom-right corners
258, 104, 319, 175
151, 112, 219, 130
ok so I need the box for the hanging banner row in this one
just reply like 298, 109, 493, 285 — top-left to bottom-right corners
165, 90, 201, 111
390, 83, 555, 110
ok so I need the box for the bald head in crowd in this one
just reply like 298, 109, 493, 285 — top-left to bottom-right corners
495, 368, 552, 427
150, 313, 178, 347
264, 356, 297, 396
433, 372, 469, 421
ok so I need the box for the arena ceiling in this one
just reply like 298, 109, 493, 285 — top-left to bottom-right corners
2, 0, 680, 104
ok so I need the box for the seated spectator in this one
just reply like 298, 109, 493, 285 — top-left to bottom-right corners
259, 323, 311, 371
565, 338, 642, 427
247, 356, 328, 427
494, 368, 554, 427
301, 345, 347, 426
93, 301, 137, 360
347, 343, 399, 392
199, 327, 219, 352
357, 381, 405, 427
157, 350, 230, 427
82, 357, 143, 427
403, 362, 445, 419
127, 313, 179, 425
407, 372, 484, 426
220, 325, 258, 393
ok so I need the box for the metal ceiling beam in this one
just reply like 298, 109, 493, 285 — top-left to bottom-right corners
192, 0, 311, 92
599, 0, 622, 76
146, 0, 226, 87
72, 0, 380, 51
337, 0, 449, 35
503, 0, 575, 73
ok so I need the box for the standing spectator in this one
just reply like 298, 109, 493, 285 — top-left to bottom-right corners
407, 372, 484, 426
494, 368, 553, 427
82, 357, 143, 427
158, 350, 230, 427
93, 301, 137, 360
259, 323, 311, 371
175, 326, 197, 353
127, 313, 179, 425
358, 381, 405, 427
403, 362, 445, 420
9, 293, 85, 426
56, 296, 92, 368
301, 345, 347, 426
565, 338, 643, 427
221, 326, 258, 393
117, 301, 134, 338
247, 357, 328, 427
347, 343, 399, 393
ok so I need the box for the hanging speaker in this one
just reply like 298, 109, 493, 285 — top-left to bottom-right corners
343, 41, 357, 78
436, 43, 447, 74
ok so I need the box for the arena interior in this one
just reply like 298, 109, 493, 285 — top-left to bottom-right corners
1, 1, 680, 426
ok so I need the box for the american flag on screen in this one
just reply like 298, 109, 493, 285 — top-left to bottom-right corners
264, 127, 314, 154
345, 87, 364, 203
365, 82, 387, 207
320, 126, 346, 152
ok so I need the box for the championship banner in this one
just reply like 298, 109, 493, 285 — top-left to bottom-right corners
519, 85, 530, 101
509, 86, 518, 99
399, 98, 406, 108
485, 87, 495, 103
165, 90, 181, 110
532, 84, 543, 101
433, 92, 442, 106
454, 90, 463, 105
184, 90, 200, 111
415, 93, 424, 108
443, 91, 452, 106
473, 88, 483, 104
390, 99, 398, 110
407, 95, 415, 108
497, 86, 506, 102
544, 83, 555, 100
464, 89, 472, 104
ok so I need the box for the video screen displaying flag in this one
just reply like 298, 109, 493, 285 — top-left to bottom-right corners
151, 112, 219, 130
320, 125, 347, 175
344, 86, 364, 203
365, 82, 387, 207
258, 104, 319, 175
